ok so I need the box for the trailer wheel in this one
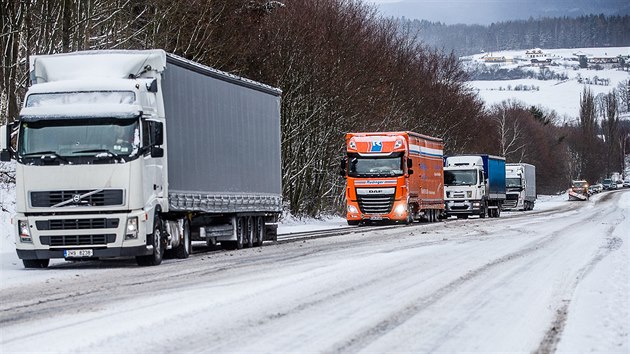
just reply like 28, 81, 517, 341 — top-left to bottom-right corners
137, 214, 164, 266
22, 259, 50, 268
235, 217, 245, 249
246, 216, 255, 248
174, 218, 192, 259
254, 216, 265, 247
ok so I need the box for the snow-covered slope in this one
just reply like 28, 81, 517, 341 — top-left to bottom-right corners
464, 47, 630, 121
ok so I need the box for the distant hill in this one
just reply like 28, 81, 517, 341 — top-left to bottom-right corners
376, 0, 630, 25
399, 15, 630, 57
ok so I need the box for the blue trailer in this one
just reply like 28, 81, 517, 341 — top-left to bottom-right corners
443, 154, 506, 218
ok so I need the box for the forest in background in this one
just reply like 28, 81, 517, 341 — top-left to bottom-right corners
402, 15, 630, 57
1, 0, 628, 216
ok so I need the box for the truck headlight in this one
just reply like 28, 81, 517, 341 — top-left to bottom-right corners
126, 217, 139, 240
466, 191, 472, 198
18, 220, 32, 243
347, 205, 358, 214
394, 204, 406, 215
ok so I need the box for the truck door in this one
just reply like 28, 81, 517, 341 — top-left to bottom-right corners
142, 118, 165, 210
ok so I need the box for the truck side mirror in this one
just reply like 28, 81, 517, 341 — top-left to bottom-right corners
150, 146, 164, 158
340, 158, 347, 177
151, 121, 164, 146
147, 79, 158, 93
408, 169, 414, 175
1, 124, 13, 161
407, 158, 413, 169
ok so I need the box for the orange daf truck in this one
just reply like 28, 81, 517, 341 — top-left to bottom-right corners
341, 131, 444, 225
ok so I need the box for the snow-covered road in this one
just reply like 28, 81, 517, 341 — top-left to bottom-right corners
1, 190, 628, 353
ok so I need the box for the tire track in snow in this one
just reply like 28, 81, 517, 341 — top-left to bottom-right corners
329, 193, 622, 353
534, 199, 626, 354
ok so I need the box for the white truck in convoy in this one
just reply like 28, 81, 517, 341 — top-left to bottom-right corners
443, 154, 506, 218
0, 49, 282, 268
503, 163, 536, 210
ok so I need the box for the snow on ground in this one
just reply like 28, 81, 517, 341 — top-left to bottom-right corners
464, 46, 630, 121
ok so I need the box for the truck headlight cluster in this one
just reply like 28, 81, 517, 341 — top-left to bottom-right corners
125, 217, 139, 240
347, 205, 358, 214
18, 220, 32, 243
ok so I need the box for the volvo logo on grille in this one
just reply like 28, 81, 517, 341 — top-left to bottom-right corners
72, 194, 82, 203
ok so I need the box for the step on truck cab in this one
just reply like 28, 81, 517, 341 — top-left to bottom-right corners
503, 163, 536, 211
0, 49, 282, 268
342, 132, 444, 225
443, 154, 506, 218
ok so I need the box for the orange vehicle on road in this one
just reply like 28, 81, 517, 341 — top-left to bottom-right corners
342, 131, 444, 225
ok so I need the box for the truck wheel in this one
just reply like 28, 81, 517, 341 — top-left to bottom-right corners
480, 204, 488, 218
246, 216, 254, 248
22, 259, 50, 268
235, 217, 245, 249
174, 218, 192, 259
254, 216, 265, 247
495, 207, 501, 217
136, 214, 164, 266
406, 205, 414, 224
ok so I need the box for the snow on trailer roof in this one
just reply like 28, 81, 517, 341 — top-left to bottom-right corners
30, 50, 167, 84
165, 53, 282, 96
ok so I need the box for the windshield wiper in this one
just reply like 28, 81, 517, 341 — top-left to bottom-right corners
21, 151, 69, 164
73, 149, 124, 162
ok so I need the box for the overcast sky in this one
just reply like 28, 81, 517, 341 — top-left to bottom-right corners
364, 0, 630, 25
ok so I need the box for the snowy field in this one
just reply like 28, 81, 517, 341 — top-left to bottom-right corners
464, 46, 630, 121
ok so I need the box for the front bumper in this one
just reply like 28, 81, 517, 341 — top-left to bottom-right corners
445, 200, 482, 215
14, 211, 151, 260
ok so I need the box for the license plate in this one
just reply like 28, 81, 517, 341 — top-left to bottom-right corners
370, 216, 383, 220
64, 249, 93, 258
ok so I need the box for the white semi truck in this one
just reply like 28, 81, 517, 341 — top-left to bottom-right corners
503, 163, 536, 210
443, 154, 506, 218
0, 50, 282, 268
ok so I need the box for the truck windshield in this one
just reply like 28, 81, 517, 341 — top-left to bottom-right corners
17, 118, 140, 165
506, 177, 522, 189
347, 153, 404, 177
444, 170, 477, 186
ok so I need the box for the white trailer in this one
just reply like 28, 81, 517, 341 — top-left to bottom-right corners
0, 50, 282, 268
503, 163, 536, 210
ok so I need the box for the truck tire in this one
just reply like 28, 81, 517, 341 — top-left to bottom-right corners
254, 216, 265, 247
246, 216, 254, 248
22, 259, 50, 268
136, 214, 164, 266
174, 218, 192, 259
222, 217, 245, 250
480, 203, 488, 218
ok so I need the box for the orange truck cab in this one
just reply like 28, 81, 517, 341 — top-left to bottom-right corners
342, 131, 444, 225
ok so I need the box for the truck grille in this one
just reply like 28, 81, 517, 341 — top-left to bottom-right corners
31, 190, 124, 207
40, 234, 116, 246
36, 218, 120, 231
357, 194, 395, 214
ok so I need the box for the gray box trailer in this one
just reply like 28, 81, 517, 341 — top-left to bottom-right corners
161, 53, 282, 249
163, 54, 282, 213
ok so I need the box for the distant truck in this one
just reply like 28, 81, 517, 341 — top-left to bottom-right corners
444, 154, 506, 218
0, 49, 282, 268
342, 132, 444, 225
569, 180, 589, 201
503, 163, 536, 211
